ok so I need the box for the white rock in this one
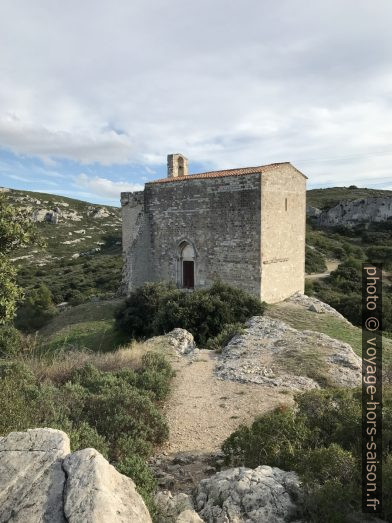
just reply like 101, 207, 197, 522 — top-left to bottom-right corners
0, 429, 152, 523
166, 328, 197, 355
155, 490, 195, 520
0, 428, 70, 522
195, 465, 302, 523
215, 316, 361, 390
63, 448, 151, 523
90, 207, 111, 219
176, 509, 204, 522
287, 292, 349, 322
319, 196, 392, 227
308, 303, 324, 314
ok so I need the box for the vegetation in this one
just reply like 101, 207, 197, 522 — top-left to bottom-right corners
115, 281, 264, 346
206, 322, 245, 352
222, 387, 392, 522
0, 349, 174, 512
305, 245, 327, 274
0, 193, 41, 323
2, 189, 122, 311
307, 257, 392, 335
15, 283, 58, 332
307, 186, 392, 210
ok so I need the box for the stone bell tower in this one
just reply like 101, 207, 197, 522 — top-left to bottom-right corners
167, 154, 189, 178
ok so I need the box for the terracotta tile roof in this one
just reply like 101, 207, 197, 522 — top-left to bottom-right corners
148, 162, 306, 184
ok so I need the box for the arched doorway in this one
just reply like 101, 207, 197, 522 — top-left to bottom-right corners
178, 241, 195, 289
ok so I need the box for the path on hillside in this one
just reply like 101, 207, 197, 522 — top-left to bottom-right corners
159, 349, 292, 454
305, 259, 339, 281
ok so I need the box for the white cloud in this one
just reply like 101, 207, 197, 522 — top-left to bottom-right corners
0, 0, 392, 187
75, 173, 143, 199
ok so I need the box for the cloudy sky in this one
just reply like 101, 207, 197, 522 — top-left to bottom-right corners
1, 0, 391, 205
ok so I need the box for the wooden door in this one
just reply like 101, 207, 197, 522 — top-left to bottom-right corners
183, 261, 194, 288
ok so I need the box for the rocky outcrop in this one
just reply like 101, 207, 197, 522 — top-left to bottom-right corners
88, 207, 111, 219
0, 429, 151, 523
195, 465, 303, 523
165, 328, 197, 355
318, 196, 392, 227
215, 316, 361, 390
32, 208, 60, 224
287, 292, 349, 322
306, 205, 322, 219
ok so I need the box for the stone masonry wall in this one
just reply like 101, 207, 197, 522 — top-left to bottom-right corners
260, 165, 306, 302
121, 191, 151, 293
143, 173, 262, 296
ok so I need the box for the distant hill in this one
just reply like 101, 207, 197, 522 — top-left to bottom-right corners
2, 187, 122, 306
307, 186, 392, 210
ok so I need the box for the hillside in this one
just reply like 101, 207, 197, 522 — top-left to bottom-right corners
2, 187, 122, 306
307, 186, 392, 210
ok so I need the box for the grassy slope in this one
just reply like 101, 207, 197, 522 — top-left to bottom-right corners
38, 299, 124, 353
5, 188, 123, 303
307, 186, 392, 210
6, 188, 121, 262
267, 302, 392, 369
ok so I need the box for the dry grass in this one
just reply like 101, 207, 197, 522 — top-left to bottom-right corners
25, 339, 164, 384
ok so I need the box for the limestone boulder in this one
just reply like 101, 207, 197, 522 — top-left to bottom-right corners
63, 448, 151, 522
195, 465, 303, 523
166, 328, 196, 355
0, 428, 70, 523
0, 429, 152, 523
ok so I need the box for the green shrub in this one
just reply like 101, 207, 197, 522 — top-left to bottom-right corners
69, 421, 109, 458
115, 281, 264, 346
117, 454, 157, 516
0, 353, 174, 509
0, 324, 23, 357
222, 406, 311, 469
367, 246, 392, 269
136, 352, 175, 400
206, 322, 244, 351
222, 388, 392, 522
305, 246, 327, 274
15, 283, 58, 332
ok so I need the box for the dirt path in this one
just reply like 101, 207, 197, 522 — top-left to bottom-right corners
160, 349, 292, 454
305, 259, 339, 281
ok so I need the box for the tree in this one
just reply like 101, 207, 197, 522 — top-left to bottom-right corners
0, 193, 41, 324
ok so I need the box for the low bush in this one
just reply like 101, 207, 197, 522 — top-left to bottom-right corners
15, 283, 58, 332
222, 387, 392, 522
115, 281, 264, 346
0, 352, 174, 508
305, 246, 327, 274
206, 323, 245, 351
0, 324, 23, 357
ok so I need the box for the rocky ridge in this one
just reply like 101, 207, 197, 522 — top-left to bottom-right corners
307, 195, 392, 227
215, 296, 361, 391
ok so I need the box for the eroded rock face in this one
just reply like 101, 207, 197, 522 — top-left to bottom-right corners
0, 429, 151, 523
318, 196, 392, 227
195, 465, 303, 523
215, 316, 361, 390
